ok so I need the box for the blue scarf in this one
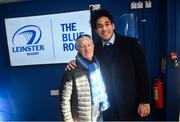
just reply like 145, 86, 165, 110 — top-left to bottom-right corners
76, 54, 110, 112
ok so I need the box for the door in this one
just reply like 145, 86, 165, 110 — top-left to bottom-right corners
166, 0, 180, 120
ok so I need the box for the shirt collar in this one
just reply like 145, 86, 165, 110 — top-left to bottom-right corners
102, 33, 115, 47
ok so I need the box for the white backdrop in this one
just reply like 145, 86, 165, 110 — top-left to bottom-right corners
5, 10, 91, 66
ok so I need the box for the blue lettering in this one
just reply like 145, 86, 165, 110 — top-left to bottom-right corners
60, 22, 77, 32
68, 43, 74, 51
60, 23, 66, 32
62, 32, 84, 42
38, 45, 45, 51
27, 52, 39, 55
62, 34, 68, 42
68, 33, 73, 41
63, 43, 76, 51
63, 43, 68, 51
66, 23, 71, 31
71, 23, 77, 31
78, 32, 84, 37
12, 45, 45, 52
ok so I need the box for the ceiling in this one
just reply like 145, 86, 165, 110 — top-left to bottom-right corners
0, 0, 27, 4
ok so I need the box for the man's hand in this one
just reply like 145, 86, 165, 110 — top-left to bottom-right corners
65, 60, 77, 71
138, 103, 150, 117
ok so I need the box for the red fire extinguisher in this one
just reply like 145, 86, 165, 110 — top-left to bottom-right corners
153, 78, 164, 108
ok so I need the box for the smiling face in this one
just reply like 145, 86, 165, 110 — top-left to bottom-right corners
95, 16, 115, 41
76, 36, 94, 61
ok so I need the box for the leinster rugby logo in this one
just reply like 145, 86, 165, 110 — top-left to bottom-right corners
12, 25, 44, 55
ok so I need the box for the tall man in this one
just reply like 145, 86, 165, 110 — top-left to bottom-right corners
67, 9, 151, 121
90, 9, 151, 120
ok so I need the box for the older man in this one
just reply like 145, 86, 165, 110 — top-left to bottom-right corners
60, 34, 109, 122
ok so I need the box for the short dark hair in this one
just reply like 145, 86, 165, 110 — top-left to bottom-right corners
90, 9, 114, 30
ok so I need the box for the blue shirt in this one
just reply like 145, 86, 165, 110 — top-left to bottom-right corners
102, 33, 115, 47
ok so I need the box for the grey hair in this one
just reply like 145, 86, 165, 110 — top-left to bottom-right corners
75, 34, 93, 50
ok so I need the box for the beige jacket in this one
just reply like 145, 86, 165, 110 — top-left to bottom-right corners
60, 67, 92, 122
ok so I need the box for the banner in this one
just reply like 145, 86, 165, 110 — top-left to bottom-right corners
5, 10, 91, 66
